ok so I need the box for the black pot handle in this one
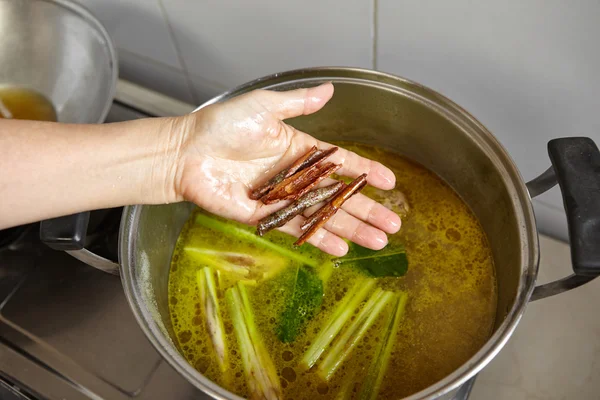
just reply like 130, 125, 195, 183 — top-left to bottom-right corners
39, 211, 120, 275
39, 212, 89, 251
527, 137, 600, 301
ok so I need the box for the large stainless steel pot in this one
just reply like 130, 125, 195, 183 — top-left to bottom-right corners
41, 68, 600, 399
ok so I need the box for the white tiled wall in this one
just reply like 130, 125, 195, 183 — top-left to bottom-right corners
78, 0, 600, 242
377, 0, 600, 243
160, 0, 374, 90
77, 0, 373, 104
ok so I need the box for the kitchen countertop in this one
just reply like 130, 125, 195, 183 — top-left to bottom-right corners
471, 235, 600, 400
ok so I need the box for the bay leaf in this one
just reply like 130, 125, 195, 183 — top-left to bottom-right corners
336, 243, 408, 277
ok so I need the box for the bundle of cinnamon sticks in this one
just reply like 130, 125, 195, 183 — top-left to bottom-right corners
251, 146, 367, 246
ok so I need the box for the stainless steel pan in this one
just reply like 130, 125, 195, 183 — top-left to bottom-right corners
41, 68, 600, 400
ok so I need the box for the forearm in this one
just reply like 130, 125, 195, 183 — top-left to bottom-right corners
0, 117, 185, 229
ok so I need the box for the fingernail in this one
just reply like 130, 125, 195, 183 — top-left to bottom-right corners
324, 239, 348, 257
309, 95, 323, 104
376, 168, 395, 187
387, 214, 401, 233
309, 83, 334, 103
373, 232, 388, 250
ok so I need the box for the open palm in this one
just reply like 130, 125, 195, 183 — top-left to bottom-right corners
175, 84, 401, 256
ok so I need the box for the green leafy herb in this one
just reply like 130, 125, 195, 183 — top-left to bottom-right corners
336, 243, 408, 277
277, 266, 323, 343
359, 291, 408, 400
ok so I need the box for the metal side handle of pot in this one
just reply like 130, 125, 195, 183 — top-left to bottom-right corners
526, 137, 600, 301
37, 137, 600, 300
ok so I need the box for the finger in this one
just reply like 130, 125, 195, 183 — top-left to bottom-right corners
341, 192, 401, 234
301, 176, 401, 234
326, 146, 395, 190
303, 192, 400, 235
255, 83, 334, 120
277, 215, 349, 257
289, 133, 396, 190
303, 207, 388, 251
252, 173, 401, 235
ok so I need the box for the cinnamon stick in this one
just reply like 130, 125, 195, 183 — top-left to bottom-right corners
281, 163, 341, 202
291, 146, 337, 177
256, 182, 345, 236
295, 174, 368, 246
249, 146, 318, 200
249, 146, 338, 200
301, 179, 365, 232
260, 161, 341, 205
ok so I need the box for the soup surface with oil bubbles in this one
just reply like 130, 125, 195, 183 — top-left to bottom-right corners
168, 143, 497, 399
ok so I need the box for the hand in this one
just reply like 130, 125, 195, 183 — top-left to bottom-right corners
168, 83, 401, 256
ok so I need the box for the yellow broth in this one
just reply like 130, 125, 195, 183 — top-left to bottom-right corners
168, 143, 497, 399
0, 86, 57, 121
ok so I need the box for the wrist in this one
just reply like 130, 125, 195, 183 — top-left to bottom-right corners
144, 114, 194, 205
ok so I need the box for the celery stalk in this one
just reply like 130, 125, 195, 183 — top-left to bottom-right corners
359, 291, 408, 400
189, 248, 251, 277
336, 371, 358, 400
197, 268, 228, 373
226, 282, 281, 400
185, 247, 287, 282
195, 213, 317, 267
317, 288, 394, 381
300, 279, 376, 370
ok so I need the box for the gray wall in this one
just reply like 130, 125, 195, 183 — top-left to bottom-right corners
78, 0, 600, 242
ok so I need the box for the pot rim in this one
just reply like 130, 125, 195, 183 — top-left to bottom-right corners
120, 66, 540, 400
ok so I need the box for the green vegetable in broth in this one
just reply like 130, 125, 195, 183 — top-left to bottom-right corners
226, 282, 281, 400
317, 288, 395, 381
277, 266, 323, 343
186, 247, 287, 282
301, 279, 376, 370
359, 291, 408, 400
336, 242, 408, 278
317, 260, 335, 283
168, 143, 498, 399
336, 373, 359, 400
194, 213, 317, 268
197, 267, 228, 373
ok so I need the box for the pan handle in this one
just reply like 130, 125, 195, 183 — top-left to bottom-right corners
527, 137, 600, 301
39, 212, 120, 275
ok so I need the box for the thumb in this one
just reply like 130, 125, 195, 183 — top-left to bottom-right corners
254, 83, 334, 120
